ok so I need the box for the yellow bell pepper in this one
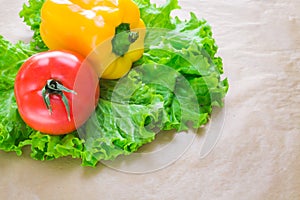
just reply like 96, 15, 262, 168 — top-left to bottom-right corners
40, 0, 146, 79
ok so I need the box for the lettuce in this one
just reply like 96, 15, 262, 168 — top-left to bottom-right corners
0, 0, 228, 167
19, 0, 48, 51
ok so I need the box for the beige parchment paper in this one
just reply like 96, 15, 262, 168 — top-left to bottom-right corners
0, 0, 299, 199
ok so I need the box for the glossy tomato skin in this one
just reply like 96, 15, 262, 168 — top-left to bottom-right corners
14, 50, 100, 135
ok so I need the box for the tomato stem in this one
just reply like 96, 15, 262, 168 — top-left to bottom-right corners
42, 79, 77, 121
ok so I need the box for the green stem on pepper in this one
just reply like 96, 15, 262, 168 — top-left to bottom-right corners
112, 23, 139, 57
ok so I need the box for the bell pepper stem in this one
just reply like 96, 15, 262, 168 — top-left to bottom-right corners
112, 23, 139, 56
128, 32, 139, 43
42, 79, 77, 121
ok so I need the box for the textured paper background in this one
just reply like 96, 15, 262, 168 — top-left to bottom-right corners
0, 0, 299, 199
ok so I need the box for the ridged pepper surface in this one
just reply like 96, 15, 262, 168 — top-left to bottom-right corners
40, 0, 146, 79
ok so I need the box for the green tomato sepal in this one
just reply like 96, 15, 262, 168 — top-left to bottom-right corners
42, 79, 77, 121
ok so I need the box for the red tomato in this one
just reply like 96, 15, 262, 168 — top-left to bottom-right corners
14, 50, 100, 135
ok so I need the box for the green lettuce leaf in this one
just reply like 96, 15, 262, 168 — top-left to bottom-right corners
0, 37, 35, 155
133, 0, 180, 29
19, 0, 48, 51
